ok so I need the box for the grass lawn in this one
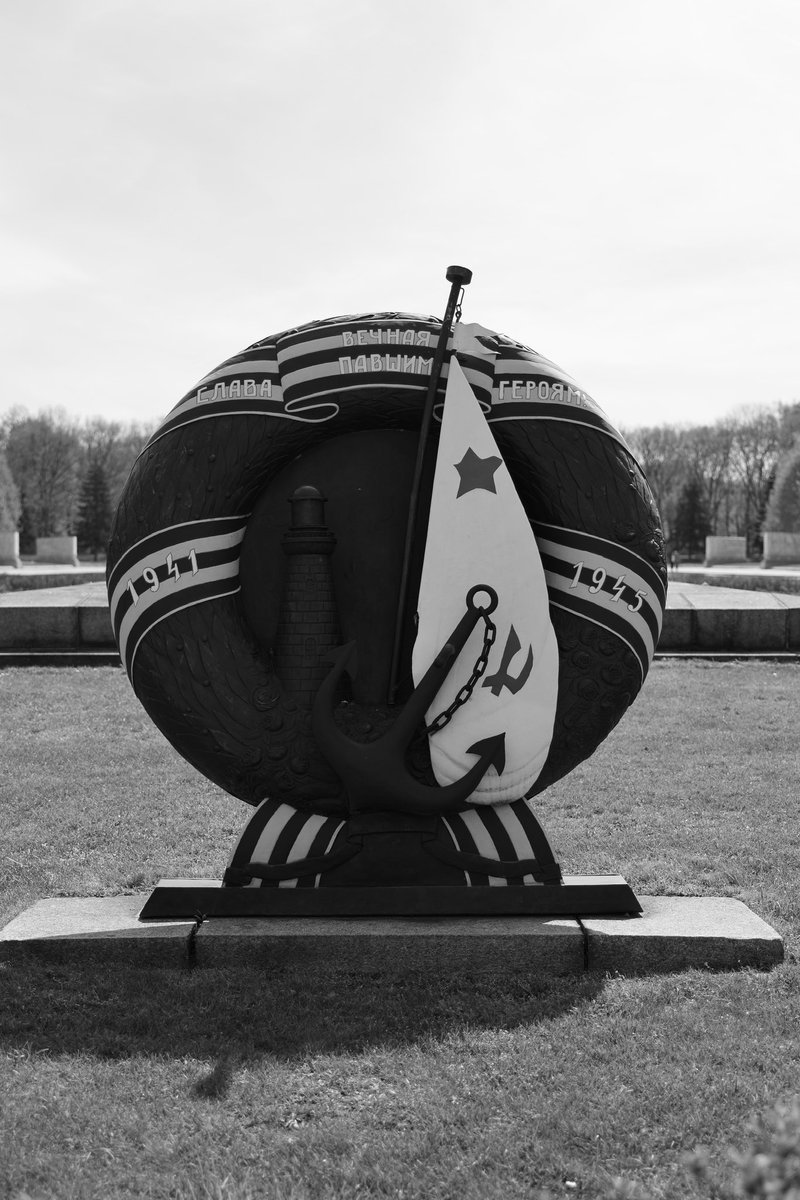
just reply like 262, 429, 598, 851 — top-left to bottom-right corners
1, 662, 799, 1199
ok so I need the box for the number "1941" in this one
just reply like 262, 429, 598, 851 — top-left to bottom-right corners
126, 549, 199, 605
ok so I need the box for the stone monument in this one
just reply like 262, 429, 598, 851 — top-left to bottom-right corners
105, 267, 668, 920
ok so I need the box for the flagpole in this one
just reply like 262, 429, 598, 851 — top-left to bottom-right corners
387, 264, 472, 705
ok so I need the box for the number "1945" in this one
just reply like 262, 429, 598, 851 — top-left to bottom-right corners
569, 562, 646, 612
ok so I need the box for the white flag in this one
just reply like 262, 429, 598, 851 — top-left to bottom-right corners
412, 355, 559, 805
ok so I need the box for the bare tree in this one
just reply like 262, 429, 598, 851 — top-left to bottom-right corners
623, 424, 687, 543
764, 441, 800, 532
729, 406, 783, 555
681, 422, 736, 536
77, 417, 154, 508
4, 410, 82, 549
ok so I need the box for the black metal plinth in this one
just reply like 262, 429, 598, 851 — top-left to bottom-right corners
139, 876, 641, 920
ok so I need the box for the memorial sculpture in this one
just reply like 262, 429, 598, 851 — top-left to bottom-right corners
106, 268, 667, 918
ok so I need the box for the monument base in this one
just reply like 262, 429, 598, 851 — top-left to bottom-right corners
138, 875, 642, 920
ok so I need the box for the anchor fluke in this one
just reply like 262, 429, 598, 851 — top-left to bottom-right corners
466, 733, 506, 777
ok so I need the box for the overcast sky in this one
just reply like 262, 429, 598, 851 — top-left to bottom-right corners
2, 0, 798, 433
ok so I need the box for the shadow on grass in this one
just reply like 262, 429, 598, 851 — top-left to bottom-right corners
0, 958, 605, 1073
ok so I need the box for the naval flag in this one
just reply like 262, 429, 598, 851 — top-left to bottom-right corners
411, 354, 559, 805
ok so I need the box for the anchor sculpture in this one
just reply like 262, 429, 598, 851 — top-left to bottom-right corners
312, 587, 507, 815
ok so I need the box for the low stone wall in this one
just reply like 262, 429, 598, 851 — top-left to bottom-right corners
704, 536, 747, 565
659, 592, 800, 650
0, 583, 113, 649
1, 571, 106, 592
763, 532, 800, 568
0, 532, 21, 568
35, 536, 80, 566
670, 570, 800, 597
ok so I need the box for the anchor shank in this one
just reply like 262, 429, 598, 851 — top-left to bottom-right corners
384, 601, 484, 747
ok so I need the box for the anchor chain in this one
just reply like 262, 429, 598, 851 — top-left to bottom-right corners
425, 610, 497, 734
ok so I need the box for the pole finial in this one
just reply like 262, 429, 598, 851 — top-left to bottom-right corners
446, 265, 472, 286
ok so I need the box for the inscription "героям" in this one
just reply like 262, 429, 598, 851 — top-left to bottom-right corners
498, 379, 590, 406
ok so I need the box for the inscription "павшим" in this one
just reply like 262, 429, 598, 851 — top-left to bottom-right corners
338, 354, 433, 375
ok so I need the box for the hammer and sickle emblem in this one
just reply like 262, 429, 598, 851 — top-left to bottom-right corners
482, 624, 534, 697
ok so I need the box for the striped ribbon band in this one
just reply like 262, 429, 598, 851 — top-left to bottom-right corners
226, 799, 346, 889
441, 800, 554, 886
108, 515, 248, 678
533, 521, 666, 682
148, 349, 286, 448
227, 797, 554, 889
142, 315, 630, 453
275, 317, 495, 412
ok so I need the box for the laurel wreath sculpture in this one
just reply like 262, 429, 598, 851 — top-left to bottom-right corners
107, 314, 666, 816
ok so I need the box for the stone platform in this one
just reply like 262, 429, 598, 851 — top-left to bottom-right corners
2, 576, 800, 656
662, 579, 800, 651
0, 895, 783, 977
673, 563, 800, 596
0, 581, 112, 652
0, 563, 106, 591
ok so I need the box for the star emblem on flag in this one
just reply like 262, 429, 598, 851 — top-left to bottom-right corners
454, 447, 503, 497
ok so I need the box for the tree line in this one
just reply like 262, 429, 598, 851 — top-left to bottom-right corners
1, 400, 799, 562
0, 409, 155, 559
624, 402, 800, 558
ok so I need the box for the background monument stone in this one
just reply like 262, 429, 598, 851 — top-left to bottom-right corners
704, 535, 747, 565
762, 532, 800, 567
35, 535, 80, 566
0, 530, 21, 567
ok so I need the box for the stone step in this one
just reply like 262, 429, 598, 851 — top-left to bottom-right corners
0, 895, 783, 977
662, 581, 800, 650
0, 582, 112, 649
2, 579, 800, 652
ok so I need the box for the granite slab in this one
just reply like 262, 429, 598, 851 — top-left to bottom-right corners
0, 896, 194, 965
194, 913, 585, 975
0, 895, 785, 977
583, 895, 784, 974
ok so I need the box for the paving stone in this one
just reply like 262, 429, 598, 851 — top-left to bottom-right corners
787, 606, 800, 649
0, 605, 79, 648
0, 896, 194, 966
79, 603, 115, 645
695, 606, 788, 651
0, 583, 114, 648
195, 914, 585, 976
659, 607, 694, 649
583, 896, 784, 975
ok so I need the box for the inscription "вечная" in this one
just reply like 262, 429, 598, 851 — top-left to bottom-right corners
340, 328, 432, 347
337, 327, 434, 377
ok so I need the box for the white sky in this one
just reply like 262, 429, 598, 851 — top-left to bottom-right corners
1, 0, 798, 432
